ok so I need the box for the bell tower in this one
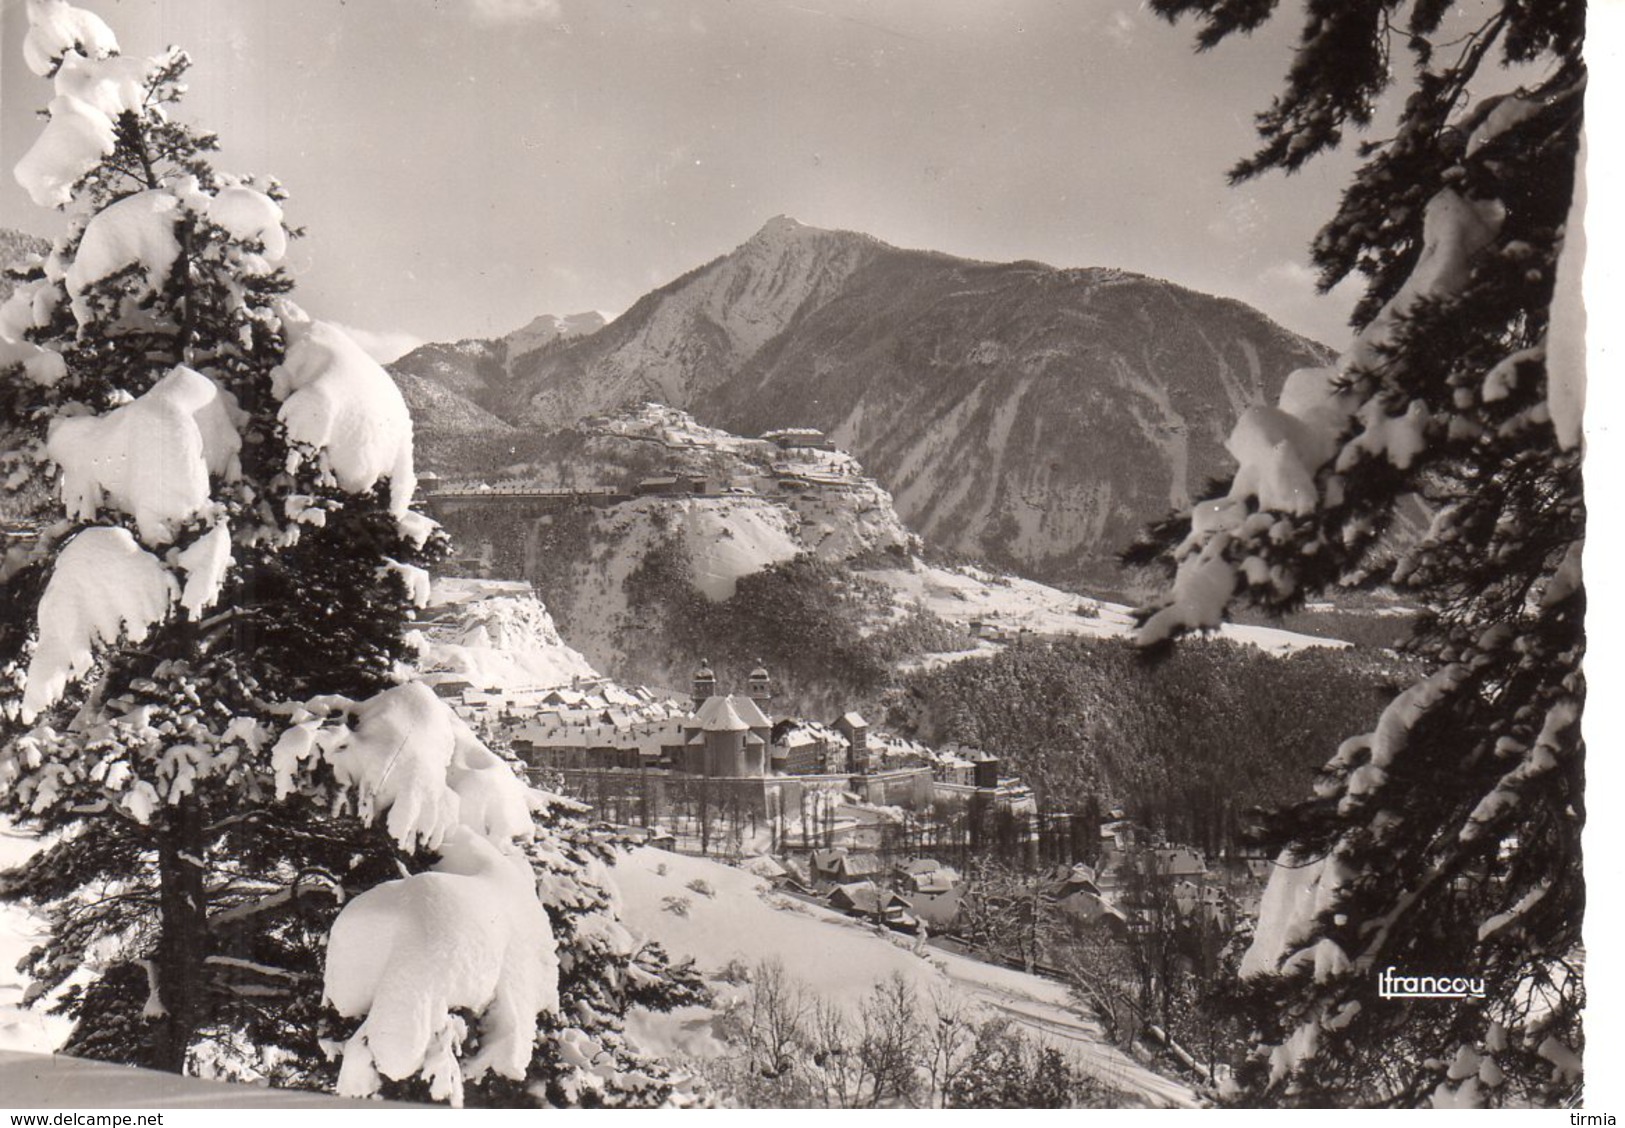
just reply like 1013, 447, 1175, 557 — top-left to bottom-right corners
692, 660, 716, 707
747, 662, 772, 703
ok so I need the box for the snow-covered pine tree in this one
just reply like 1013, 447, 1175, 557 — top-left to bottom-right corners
1130, 0, 1584, 1107
0, 1, 702, 1106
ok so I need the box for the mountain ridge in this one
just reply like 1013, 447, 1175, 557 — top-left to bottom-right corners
394, 218, 1333, 587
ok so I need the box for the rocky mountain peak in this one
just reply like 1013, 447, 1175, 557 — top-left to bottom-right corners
749, 213, 809, 240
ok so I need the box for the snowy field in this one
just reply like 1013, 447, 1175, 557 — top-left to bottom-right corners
614, 846, 1196, 1108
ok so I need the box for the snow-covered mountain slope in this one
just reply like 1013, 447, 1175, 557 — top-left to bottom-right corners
522, 492, 894, 680
385, 310, 608, 459
392, 369, 515, 434
511, 217, 881, 419
410, 218, 1331, 588
428, 406, 915, 674
614, 846, 1195, 1107
427, 407, 1337, 706
411, 577, 599, 691
870, 561, 1344, 662
389, 337, 513, 417
391, 368, 518, 472
607, 496, 803, 603
385, 337, 529, 475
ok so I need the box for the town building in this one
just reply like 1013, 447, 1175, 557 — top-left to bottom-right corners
827, 882, 916, 930
811, 848, 884, 884
441, 656, 1035, 843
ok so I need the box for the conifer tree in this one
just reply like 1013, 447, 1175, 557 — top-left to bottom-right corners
0, 1, 702, 1104
1134, 0, 1584, 1107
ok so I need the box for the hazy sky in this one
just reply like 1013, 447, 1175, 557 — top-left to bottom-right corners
1, 0, 1464, 353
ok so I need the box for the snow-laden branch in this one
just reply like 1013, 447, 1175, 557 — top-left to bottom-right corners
23, 527, 177, 721
265, 683, 570, 1105
325, 827, 560, 1106
208, 870, 343, 931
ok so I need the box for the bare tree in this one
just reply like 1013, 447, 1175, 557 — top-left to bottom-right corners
744, 959, 807, 1082
919, 985, 976, 1108
857, 973, 922, 1107
806, 997, 866, 1108
958, 859, 1055, 972
1052, 919, 1145, 1050
713, 958, 814, 1106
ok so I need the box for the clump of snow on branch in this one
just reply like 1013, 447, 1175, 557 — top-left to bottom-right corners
49, 52, 147, 118
22, 527, 176, 720
174, 521, 233, 617
47, 365, 240, 546
0, 338, 66, 387
1477, 880, 1552, 943
207, 185, 287, 267
15, 93, 118, 209
1339, 189, 1505, 378
21, 0, 118, 78
63, 190, 181, 326
272, 309, 417, 515
15, 24, 150, 208
396, 509, 439, 549
1239, 850, 1352, 986
325, 826, 560, 1105
281, 682, 562, 1104
380, 559, 432, 609
1545, 132, 1586, 451
273, 680, 534, 855
1459, 699, 1575, 843
1327, 664, 1469, 808
0, 272, 64, 342
1239, 854, 1327, 981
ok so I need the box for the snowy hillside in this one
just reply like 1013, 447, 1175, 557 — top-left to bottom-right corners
424, 406, 1338, 705
871, 561, 1344, 662
429, 406, 916, 678
411, 578, 599, 691
0, 828, 1198, 1107
513, 217, 880, 420
614, 847, 1195, 1107
607, 497, 802, 603
532, 493, 807, 675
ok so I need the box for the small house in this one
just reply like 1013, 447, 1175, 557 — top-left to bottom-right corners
811, 848, 882, 884
827, 882, 916, 930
